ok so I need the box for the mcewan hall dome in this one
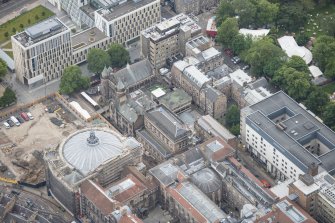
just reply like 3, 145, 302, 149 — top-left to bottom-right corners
45, 128, 143, 215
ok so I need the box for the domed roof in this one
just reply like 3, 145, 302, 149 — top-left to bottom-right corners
61, 129, 132, 175
191, 168, 221, 194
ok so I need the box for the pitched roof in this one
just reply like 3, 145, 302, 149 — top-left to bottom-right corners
80, 180, 119, 215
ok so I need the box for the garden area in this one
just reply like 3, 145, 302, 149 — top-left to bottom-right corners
0, 5, 54, 44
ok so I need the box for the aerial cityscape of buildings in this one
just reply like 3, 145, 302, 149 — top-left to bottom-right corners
0, 0, 335, 223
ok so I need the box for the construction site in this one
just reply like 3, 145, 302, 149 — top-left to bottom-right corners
0, 94, 110, 186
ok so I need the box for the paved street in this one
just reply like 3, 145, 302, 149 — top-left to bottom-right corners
0, 0, 40, 25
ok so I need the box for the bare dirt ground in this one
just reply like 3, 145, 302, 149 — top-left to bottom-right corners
0, 103, 79, 182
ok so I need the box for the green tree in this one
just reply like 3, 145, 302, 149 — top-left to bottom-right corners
232, 0, 257, 28
107, 43, 130, 68
59, 65, 90, 95
35, 15, 39, 21
243, 39, 286, 77
87, 48, 111, 74
12, 27, 16, 33
225, 104, 240, 128
254, 0, 279, 27
0, 87, 16, 107
229, 124, 240, 136
4, 32, 9, 39
216, 0, 235, 26
277, 2, 307, 31
312, 35, 335, 71
321, 14, 335, 37
295, 33, 310, 46
0, 58, 7, 78
286, 56, 309, 73
19, 24, 24, 29
324, 58, 335, 79
323, 103, 335, 131
272, 65, 311, 101
231, 34, 252, 55
28, 19, 31, 24
42, 11, 46, 17
217, 17, 239, 49
304, 88, 330, 115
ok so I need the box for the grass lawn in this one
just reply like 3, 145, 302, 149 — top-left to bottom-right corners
321, 82, 335, 94
303, 4, 335, 37
0, 5, 54, 44
4, 51, 14, 59
2, 41, 12, 49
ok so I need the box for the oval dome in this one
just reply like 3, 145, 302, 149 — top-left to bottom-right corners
191, 168, 221, 194
62, 129, 125, 175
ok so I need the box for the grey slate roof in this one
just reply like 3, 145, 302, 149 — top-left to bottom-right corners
246, 91, 335, 173
203, 85, 222, 102
146, 105, 191, 141
108, 59, 153, 89
149, 161, 180, 186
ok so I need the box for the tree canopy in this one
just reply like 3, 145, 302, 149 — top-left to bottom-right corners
312, 35, 335, 78
216, 0, 278, 28
304, 87, 330, 115
87, 48, 111, 74
323, 103, 335, 131
107, 43, 130, 69
59, 65, 90, 95
242, 39, 286, 78
0, 58, 7, 79
0, 87, 16, 108
216, 17, 239, 49
225, 104, 240, 136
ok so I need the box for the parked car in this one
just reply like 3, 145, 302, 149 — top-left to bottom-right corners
20, 112, 29, 121
7, 119, 14, 127
10, 116, 20, 126
26, 112, 34, 120
3, 121, 10, 129
231, 56, 241, 64
16, 116, 24, 124
261, 179, 271, 188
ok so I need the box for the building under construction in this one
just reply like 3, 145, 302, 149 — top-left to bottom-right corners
44, 128, 143, 217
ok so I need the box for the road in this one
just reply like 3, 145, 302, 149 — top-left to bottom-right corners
0, 184, 73, 222
0, 0, 39, 25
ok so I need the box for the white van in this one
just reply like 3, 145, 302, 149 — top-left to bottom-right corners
27, 112, 34, 120
10, 116, 20, 126
3, 122, 10, 129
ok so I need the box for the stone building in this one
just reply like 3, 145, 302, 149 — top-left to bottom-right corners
141, 14, 201, 69
101, 60, 156, 102
174, 0, 218, 15
137, 105, 191, 162
45, 128, 143, 217
171, 60, 227, 118
108, 90, 157, 136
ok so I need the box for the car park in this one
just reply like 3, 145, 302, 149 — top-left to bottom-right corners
3, 122, 10, 129
16, 116, 25, 124
27, 112, 34, 120
20, 112, 29, 121
10, 116, 20, 126
7, 119, 14, 127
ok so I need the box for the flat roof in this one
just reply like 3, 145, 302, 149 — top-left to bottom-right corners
96, 0, 157, 21
14, 17, 68, 47
229, 69, 252, 87
246, 91, 335, 172
159, 89, 192, 112
72, 27, 108, 51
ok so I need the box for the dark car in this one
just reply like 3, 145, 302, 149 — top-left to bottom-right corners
7, 119, 14, 127
16, 116, 25, 124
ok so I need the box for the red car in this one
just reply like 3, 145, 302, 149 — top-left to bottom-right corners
20, 112, 29, 121
261, 179, 271, 188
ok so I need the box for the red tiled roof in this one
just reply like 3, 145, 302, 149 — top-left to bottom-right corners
125, 166, 158, 191
200, 136, 235, 161
107, 174, 147, 204
80, 180, 120, 215
166, 186, 207, 223
119, 213, 144, 223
